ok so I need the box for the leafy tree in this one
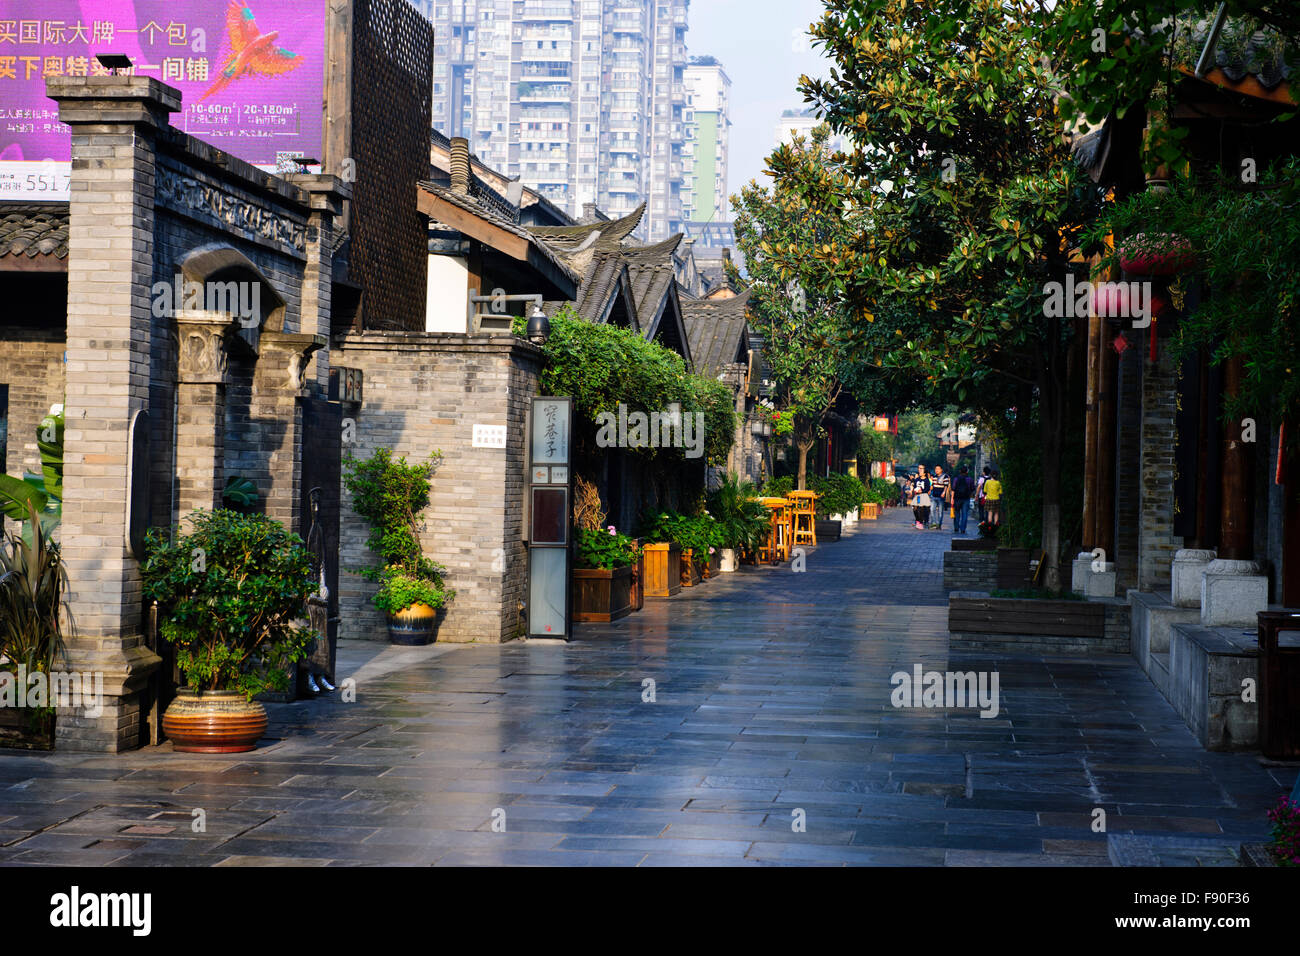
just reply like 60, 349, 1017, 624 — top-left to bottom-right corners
732, 128, 883, 490
765, 0, 1108, 587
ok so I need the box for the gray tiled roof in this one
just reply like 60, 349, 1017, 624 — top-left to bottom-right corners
681, 290, 751, 378
418, 180, 580, 286
0, 203, 69, 261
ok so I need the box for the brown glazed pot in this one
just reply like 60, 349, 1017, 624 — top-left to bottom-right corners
162, 689, 268, 754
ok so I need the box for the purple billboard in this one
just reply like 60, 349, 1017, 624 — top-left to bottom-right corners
0, 0, 326, 201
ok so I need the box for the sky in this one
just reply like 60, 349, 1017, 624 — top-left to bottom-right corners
685, 0, 832, 214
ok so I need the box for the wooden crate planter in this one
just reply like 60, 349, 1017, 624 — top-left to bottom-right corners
0, 708, 55, 751
948, 592, 1127, 654
861, 502, 879, 520
573, 565, 636, 623
701, 550, 721, 579
680, 549, 704, 587
642, 542, 682, 597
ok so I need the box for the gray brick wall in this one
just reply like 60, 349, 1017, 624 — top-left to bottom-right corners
0, 328, 64, 479
333, 333, 542, 643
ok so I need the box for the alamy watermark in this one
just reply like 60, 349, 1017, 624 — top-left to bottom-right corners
151, 274, 261, 327
0, 667, 104, 717
595, 403, 705, 459
890, 665, 1000, 719
1042, 274, 1152, 328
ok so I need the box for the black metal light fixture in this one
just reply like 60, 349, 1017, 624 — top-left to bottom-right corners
96, 54, 133, 74
526, 305, 550, 345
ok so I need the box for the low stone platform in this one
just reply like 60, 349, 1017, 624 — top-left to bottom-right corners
1129, 590, 1260, 751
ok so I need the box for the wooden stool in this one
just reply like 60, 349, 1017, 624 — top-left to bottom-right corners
786, 490, 817, 546
758, 497, 790, 563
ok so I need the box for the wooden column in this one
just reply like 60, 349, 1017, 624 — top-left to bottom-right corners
1219, 354, 1253, 561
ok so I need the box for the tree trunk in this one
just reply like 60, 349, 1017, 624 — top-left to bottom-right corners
796, 439, 814, 490
1038, 338, 1066, 592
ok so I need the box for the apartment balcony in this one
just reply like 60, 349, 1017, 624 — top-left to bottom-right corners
518, 3, 574, 22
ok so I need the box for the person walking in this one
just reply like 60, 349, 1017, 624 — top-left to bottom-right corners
975, 465, 991, 526
952, 465, 975, 535
930, 464, 951, 529
910, 466, 931, 530
983, 468, 1004, 527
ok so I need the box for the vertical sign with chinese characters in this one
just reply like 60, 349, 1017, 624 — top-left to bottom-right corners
0, 1, 328, 201
528, 397, 573, 640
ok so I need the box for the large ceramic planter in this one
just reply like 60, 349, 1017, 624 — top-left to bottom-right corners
573, 565, 635, 623
162, 689, 267, 754
680, 549, 703, 587
0, 707, 54, 751
719, 548, 738, 573
386, 602, 445, 645
642, 542, 681, 597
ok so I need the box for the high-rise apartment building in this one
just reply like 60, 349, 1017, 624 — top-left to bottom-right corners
417, 0, 690, 241
683, 57, 730, 226
774, 107, 848, 153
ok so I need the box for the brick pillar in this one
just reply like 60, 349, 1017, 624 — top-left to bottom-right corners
284, 174, 349, 395
47, 76, 174, 752
1138, 341, 1181, 592
174, 313, 233, 517
253, 332, 325, 529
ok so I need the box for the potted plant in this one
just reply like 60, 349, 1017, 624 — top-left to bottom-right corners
0, 501, 66, 750
343, 448, 453, 645
141, 510, 316, 753
573, 525, 642, 622
707, 474, 769, 570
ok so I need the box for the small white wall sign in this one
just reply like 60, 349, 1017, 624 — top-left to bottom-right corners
472, 423, 507, 448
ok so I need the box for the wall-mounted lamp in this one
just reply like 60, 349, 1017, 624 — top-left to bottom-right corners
526, 305, 550, 346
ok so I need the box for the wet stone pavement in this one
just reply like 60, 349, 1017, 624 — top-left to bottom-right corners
0, 507, 1292, 867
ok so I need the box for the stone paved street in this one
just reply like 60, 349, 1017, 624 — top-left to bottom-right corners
0, 507, 1292, 866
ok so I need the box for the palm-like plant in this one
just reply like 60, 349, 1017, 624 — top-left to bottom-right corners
0, 408, 63, 545
0, 500, 68, 677
707, 474, 770, 554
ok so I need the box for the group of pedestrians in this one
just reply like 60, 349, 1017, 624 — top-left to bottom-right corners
905, 463, 1003, 534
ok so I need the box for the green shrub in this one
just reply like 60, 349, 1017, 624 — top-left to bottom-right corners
141, 510, 316, 699
0, 408, 63, 541
869, 477, 902, 505
516, 308, 738, 464
343, 448, 452, 614
576, 526, 642, 570
761, 475, 795, 498
640, 510, 725, 567
810, 473, 867, 517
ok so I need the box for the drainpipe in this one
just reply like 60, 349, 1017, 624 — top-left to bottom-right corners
1194, 5, 1228, 78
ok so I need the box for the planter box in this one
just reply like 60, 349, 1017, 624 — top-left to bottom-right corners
0, 707, 55, 751
948, 591, 1128, 654
860, 503, 879, 520
573, 565, 635, 623
643, 542, 682, 597
814, 519, 841, 542
996, 547, 1034, 589
943, 550, 997, 591
951, 537, 996, 552
702, 550, 721, 579
680, 549, 704, 587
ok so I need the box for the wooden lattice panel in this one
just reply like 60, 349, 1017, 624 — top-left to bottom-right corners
351, 0, 433, 331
